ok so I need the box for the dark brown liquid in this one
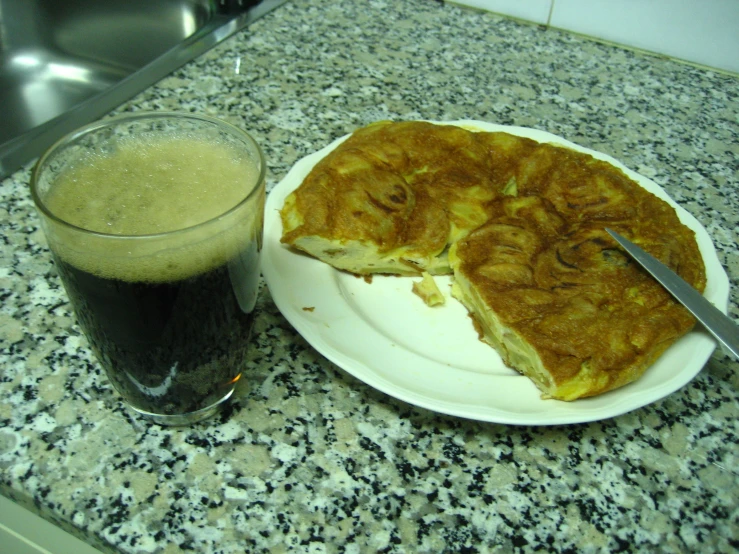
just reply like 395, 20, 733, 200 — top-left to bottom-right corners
54, 247, 259, 415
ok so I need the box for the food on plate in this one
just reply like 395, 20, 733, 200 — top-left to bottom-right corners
280, 121, 706, 400
412, 272, 446, 307
280, 121, 497, 275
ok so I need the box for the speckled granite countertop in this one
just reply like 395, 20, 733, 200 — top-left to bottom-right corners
1, 1, 737, 552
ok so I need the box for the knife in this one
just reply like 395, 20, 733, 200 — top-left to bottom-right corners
606, 228, 738, 360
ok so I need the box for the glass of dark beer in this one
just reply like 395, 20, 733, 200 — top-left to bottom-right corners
31, 112, 266, 425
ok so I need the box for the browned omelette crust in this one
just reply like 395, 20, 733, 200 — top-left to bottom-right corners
280, 121, 706, 400
281, 121, 500, 274
452, 132, 705, 399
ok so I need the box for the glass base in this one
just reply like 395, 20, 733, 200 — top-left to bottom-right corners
129, 387, 235, 426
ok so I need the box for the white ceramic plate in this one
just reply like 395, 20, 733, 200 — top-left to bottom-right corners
262, 121, 729, 425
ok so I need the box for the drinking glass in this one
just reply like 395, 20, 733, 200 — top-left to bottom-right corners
31, 112, 266, 425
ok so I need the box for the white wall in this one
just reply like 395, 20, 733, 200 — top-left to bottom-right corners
452, 0, 739, 74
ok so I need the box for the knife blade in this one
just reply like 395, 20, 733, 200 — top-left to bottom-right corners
605, 228, 738, 359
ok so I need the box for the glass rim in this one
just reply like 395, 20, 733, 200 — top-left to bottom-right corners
30, 111, 266, 241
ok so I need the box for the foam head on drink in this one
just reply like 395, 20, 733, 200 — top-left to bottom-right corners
43, 131, 264, 417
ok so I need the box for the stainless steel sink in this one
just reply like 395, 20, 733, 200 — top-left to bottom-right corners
0, 0, 288, 179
